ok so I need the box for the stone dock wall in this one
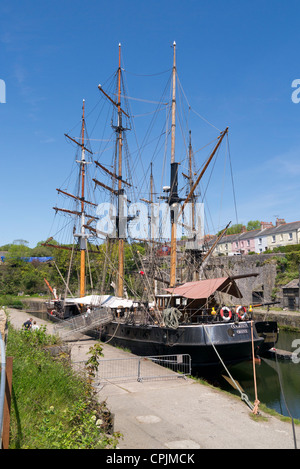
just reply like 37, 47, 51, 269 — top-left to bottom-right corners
206, 253, 285, 305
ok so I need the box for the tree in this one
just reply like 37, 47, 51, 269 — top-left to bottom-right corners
247, 220, 260, 231
226, 224, 244, 235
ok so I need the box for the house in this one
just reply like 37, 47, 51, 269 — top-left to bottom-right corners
214, 233, 239, 256
254, 222, 273, 253
211, 218, 300, 257
232, 229, 259, 254
266, 220, 300, 250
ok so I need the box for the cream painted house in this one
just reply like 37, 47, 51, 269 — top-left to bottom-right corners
213, 220, 300, 256
266, 221, 300, 250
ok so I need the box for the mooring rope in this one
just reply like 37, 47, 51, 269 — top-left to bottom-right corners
251, 321, 260, 415
203, 325, 254, 411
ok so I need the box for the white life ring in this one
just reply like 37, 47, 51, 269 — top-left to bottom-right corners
220, 306, 232, 321
236, 305, 247, 320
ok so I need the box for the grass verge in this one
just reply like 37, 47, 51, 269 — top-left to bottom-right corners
6, 323, 121, 449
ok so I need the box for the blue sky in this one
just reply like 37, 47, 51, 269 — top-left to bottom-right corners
1, 0, 300, 247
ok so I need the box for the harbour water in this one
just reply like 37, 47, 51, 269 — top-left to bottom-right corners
216, 330, 300, 420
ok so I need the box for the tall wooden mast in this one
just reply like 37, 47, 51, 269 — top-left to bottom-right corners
79, 99, 87, 297
96, 43, 131, 298
117, 43, 124, 298
169, 41, 177, 287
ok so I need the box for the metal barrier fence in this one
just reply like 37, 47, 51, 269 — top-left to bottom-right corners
53, 308, 113, 338
73, 354, 191, 384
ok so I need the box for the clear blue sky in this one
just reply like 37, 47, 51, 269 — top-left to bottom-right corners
1, 0, 300, 247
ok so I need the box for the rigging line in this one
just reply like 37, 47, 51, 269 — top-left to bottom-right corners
190, 107, 221, 132
176, 73, 191, 138
115, 94, 168, 105
218, 137, 228, 230
203, 324, 255, 411
64, 240, 76, 300
159, 103, 171, 204
134, 71, 172, 159
100, 239, 145, 301
86, 242, 94, 291
196, 144, 221, 204
124, 67, 172, 77
67, 138, 111, 142
176, 73, 191, 109
120, 62, 148, 194
227, 134, 239, 225
192, 137, 220, 160
176, 74, 221, 134
132, 107, 167, 118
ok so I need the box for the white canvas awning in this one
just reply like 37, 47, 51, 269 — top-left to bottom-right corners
64, 294, 134, 309
64, 295, 110, 306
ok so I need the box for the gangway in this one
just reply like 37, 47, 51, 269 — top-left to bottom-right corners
53, 308, 113, 339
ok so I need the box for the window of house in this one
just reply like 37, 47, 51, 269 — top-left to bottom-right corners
225, 244, 228, 250
289, 233, 293, 240
258, 238, 262, 244
235, 242, 238, 247
247, 240, 250, 246
272, 235, 275, 243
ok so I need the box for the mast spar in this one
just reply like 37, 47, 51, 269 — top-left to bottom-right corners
117, 43, 124, 298
169, 41, 179, 288
96, 43, 133, 298
168, 42, 229, 288
75, 99, 91, 298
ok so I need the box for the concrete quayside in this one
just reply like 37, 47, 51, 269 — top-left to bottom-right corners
4, 307, 300, 449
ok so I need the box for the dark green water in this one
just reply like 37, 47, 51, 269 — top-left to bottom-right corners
215, 330, 300, 420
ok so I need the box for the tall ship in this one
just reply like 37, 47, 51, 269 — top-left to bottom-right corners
45, 42, 278, 368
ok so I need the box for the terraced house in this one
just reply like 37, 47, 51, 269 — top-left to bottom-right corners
214, 219, 300, 256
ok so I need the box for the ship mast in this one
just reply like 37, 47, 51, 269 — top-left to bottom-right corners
117, 43, 124, 298
95, 43, 132, 298
77, 99, 89, 298
169, 41, 178, 287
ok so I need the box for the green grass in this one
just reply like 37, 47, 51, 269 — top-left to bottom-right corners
0, 295, 23, 309
6, 324, 121, 449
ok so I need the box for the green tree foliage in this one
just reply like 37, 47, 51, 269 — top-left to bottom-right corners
246, 220, 261, 231
226, 224, 244, 235
0, 240, 146, 298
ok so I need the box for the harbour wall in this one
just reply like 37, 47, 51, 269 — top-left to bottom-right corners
253, 309, 300, 330
205, 253, 284, 304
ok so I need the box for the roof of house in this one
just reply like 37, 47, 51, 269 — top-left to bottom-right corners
283, 279, 299, 289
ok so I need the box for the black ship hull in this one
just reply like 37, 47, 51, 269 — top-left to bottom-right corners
100, 320, 265, 369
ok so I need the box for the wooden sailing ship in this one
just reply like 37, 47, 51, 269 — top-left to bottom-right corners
45, 42, 277, 368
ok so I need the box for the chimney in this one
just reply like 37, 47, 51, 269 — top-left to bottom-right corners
260, 221, 273, 230
241, 225, 247, 233
276, 218, 286, 227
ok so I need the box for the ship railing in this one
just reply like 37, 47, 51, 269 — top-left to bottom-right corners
53, 307, 113, 338
181, 309, 252, 324
72, 353, 192, 384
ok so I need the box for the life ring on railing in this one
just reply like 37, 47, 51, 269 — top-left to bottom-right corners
220, 306, 232, 321
236, 305, 248, 320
